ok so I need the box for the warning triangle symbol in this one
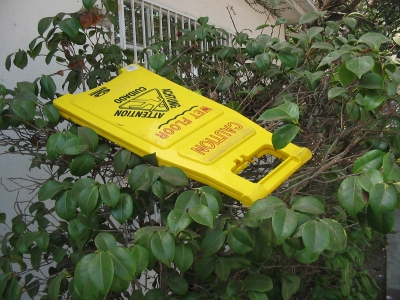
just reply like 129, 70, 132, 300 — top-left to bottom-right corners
119, 89, 169, 112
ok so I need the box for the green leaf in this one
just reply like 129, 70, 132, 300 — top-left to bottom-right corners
40, 75, 56, 99
338, 64, 357, 87
215, 257, 230, 281
167, 209, 192, 235
78, 127, 99, 151
38, 180, 64, 201
338, 176, 366, 217
0, 213, 6, 224
199, 192, 220, 218
272, 207, 297, 243
167, 276, 188, 296
111, 193, 133, 224
174, 243, 193, 272
277, 51, 297, 68
68, 217, 88, 240
95, 233, 117, 251
305, 71, 324, 84
258, 102, 299, 122
159, 167, 188, 186
291, 196, 325, 214
113, 149, 131, 173
149, 53, 167, 71
246, 41, 262, 57
198, 16, 209, 25
58, 18, 81, 37
353, 150, 385, 173
74, 254, 98, 298
357, 169, 384, 192
0, 273, 11, 296
62, 137, 89, 155
343, 17, 357, 30
359, 32, 391, 50
227, 227, 254, 254
10, 99, 35, 121
46, 132, 67, 159
128, 164, 154, 191
108, 247, 136, 281
346, 56, 374, 79
369, 183, 398, 215
243, 274, 273, 292
151, 231, 175, 265
175, 191, 200, 210
5, 54, 12, 71
383, 153, 400, 181
311, 42, 334, 50
194, 256, 215, 280
55, 191, 77, 221
359, 73, 384, 89
13, 50, 28, 69
131, 245, 149, 275
299, 13, 319, 24
53, 248, 68, 263
302, 220, 330, 256
320, 218, 347, 252
88, 251, 114, 295
248, 196, 286, 220
83, 0, 97, 10
249, 291, 269, 300
216, 75, 235, 92
201, 230, 226, 256
71, 178, 99, 215
272, 124, 300, 150
48, 272, 65, 300
4, 277, 21, 300
188, 205, 214, 228
364, 90, 386, 111
367, 206, 395, 234
281, 274, 300, 300
328, 87, 347, 99
38, 17, 53, 36
35, 232, 49, 251
99, 183, 120, 208
152, 180, 165, 200
43, 104, 60, 123
110, 277, 130, 294
70, 153, 95, 176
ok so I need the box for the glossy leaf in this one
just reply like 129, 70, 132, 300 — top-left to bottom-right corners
248, 196, 285, 220
88, 251, 114, 294
150, 231, 175, 265
272, 124, 299, 149
338, 176, 366, 217
10, 99, 35, 121
255, 53, 271, 71
111, 193, 133, 224
359, 32, 391, 50
152, 180, 165, 200
159, 167, 188, 186
382, 153, 400, 181
108, 247, 136, 281
320, 218, 347, 251
338, 64, 357, 87
40, 75, 56, 99
38, 17, 53, 36
243, 274, 273, 292
281, 274, 300, 300
128, 164, 154, 191
167, 276, 188, 296
353, 150, 384, 173
201, 230, 226, 256
95, 233, 117, 251
113, 149, 131, 173
174, 243, 193, 272
369, 183, 398, 215
357, 169, 384, 192
46, 132, 67, 159
110, 277, 130, 294
175, 191, 200, 211
227, 227, 254, 254
215, 257, 230, 281
216, 75, 235, 92
302, 220, 330, 256
199, 192, 220, 218
68, 217, 88, 240
346, 56, 374, 79
48, 272, 65, 300
272, 207, 298, 243
258, 102, 299, 122
367, 206, 395, 234
131, 245, 149, 275
58, 18, 81, 37
70, 153, 95, 176
55, 191, 77, 221
71, 178, 99, 215
299, 13, 319, 24
38, 180, 64, 201
194, 256, 215, 280
364, 90, 386, 111
149, 53, 166, 71
99, 182, 120, 208
13, 50, 28, 69
4, 277, 21, 300
78, 127, 99, 151
188, 205, 214, 228
167, 209, 192, 235
83, 0, 97, 10
35, 232, 49, 251
291, 196, 325, 214
277, 51, 297, 68
42, 104, 60, 123
62, 137, 89, 155
328, 87, 347, 99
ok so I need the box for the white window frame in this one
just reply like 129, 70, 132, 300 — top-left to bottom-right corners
116, 0, 233, 69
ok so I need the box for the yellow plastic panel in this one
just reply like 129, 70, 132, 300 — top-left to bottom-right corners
53, 64, 312, 206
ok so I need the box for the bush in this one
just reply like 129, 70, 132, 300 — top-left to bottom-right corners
1, 2, 399, 299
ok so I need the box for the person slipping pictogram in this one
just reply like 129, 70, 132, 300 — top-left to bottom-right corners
119, 89, 169, 112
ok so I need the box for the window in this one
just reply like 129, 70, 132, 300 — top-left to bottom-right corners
116, 0, 233, 68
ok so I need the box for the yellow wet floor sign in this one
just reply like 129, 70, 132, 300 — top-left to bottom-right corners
54, 64, 312, 206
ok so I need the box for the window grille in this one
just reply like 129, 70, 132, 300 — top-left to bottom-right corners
116, 0, 233, 69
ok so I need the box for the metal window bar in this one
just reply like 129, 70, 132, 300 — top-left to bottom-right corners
117, 0, 234, 69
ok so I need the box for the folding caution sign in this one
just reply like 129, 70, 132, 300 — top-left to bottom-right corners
53, 64, 312, 206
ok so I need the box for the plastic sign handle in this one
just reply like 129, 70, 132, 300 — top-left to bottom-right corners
53, 64, 312, 206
